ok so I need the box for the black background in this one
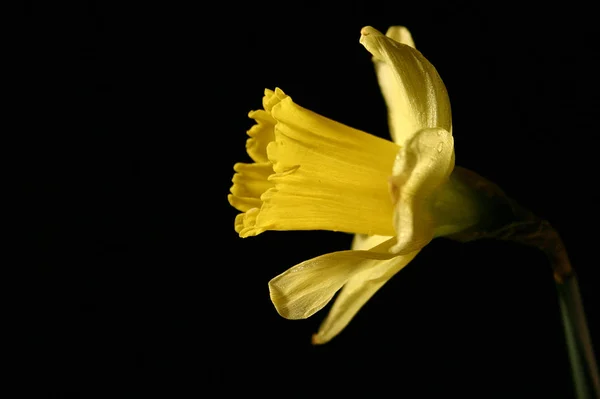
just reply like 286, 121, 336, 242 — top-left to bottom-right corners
24, 1, 599, 397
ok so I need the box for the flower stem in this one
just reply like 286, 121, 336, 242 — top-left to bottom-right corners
445, 168, 599, 396
556, 274, 600, 399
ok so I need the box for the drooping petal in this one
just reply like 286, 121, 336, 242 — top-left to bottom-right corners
269, 238, 398, 320
312, 249, 420, 345
389, 127, 455, 254
360, 26, 452, 146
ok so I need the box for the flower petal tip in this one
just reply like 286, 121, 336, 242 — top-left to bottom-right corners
360, 26, 381, 37
311, 333, 325, 346
268, 280, 294, 320
359, 26, 386, 61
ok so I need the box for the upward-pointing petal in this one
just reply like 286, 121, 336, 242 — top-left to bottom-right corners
384, 26, 415, 48
360, 26, 452, 146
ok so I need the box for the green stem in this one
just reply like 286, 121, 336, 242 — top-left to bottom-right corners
556, 274, 600, 399
445, 167, 599, 396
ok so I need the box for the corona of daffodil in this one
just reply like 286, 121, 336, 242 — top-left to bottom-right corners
228, 26, 485, 344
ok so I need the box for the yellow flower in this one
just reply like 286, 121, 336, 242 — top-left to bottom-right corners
228, 26, 482, 344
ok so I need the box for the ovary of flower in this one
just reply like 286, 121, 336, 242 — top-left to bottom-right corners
228, 26, 480, 344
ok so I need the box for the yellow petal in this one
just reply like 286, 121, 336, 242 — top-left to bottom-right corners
268, 238, 399, 320
389, 127, 455, 254
351, 234, 393, 251
384, 26, 415, 48
360, 26, 451, 145
312, 249, 420, 345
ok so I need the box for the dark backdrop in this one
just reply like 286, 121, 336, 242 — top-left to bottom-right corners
24, 1, 599, 397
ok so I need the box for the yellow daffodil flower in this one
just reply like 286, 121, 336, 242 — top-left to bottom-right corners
228, 26, 483, 344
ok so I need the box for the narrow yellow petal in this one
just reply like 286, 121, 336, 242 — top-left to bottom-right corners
384, 26, 415, 48
268, 238, 398, 320
312, 249, 420, 345
351, 234, 394, 251
360, 26, 451, 146
389, 127, 455, 254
